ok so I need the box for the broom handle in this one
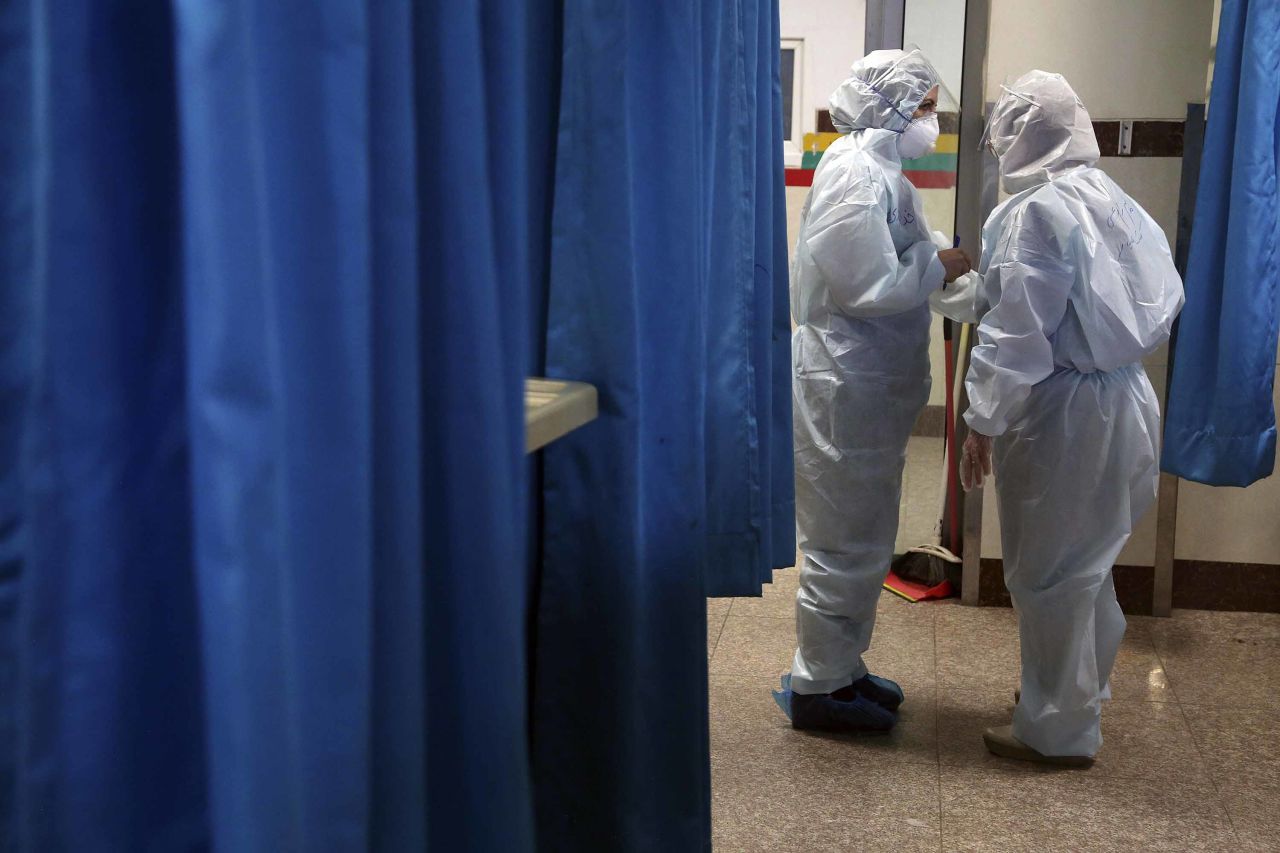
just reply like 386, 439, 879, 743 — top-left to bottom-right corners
947, 323, 972, 550
941, 316, 956, 549
931, 419, 949, 544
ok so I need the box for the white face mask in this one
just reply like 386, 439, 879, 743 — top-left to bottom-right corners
897, 112, 940, 159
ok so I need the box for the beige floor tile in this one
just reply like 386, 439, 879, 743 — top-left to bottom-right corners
939, 766, 1236, 852
935, 690, 1208, 783
936, 606, 1021, 692
875, 588, 941, 629
1158, 641, 1280, 708
713, 751, 940, 852
862, 621, 937, 688
1113, 610, 1156, 642
1233, 829, 1280, 853
935, 602, 1020, 634
936, 607, 1173, 702
1090, 699, 1211, 782
1106, 636, 1175, 702
1213, 769, 1280, 850
1139, 608, 1280, 647
1181, 704, 1280, 780
729, 568, 797, 619
938, 688, 1022, 770
708, 616, 795, 678
710, 674, 938, 768
710, 614, 936, 684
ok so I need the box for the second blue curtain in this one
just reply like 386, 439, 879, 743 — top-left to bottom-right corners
1163, 0, 1280, 486
533, 0, 793, 849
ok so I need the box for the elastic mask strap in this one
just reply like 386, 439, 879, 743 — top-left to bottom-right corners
855, 78, 917, 130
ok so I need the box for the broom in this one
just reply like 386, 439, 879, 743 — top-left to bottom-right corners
885, 319, 970, 600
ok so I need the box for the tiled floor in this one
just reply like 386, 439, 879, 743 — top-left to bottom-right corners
707, 439, 1280, 851
708, 582, 1280, 851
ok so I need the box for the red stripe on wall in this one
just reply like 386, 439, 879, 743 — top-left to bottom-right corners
784, 168, 814, 187
788, 168, 955, 189
903, 170, 957, 188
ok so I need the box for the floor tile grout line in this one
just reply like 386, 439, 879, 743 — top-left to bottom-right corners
1164, 657, 1242, 841
934, 607, 944, 853
718, 610, 937, 620
931, 763, 1226, 785
1136, 627, 1244, 843
1147, 630, 1182, 705
711, 596, 732, 655
932, 606, 941, 768
936, 760, 945, 853
1145, 628, 1228, 796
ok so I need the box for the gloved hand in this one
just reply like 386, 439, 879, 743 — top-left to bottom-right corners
960, 431, 993, 491
938, 248, 974, 283
930, 230, 975, 284
929, 268, 983, 324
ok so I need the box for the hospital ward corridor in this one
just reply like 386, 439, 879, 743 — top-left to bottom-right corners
4, 0, 1280, 848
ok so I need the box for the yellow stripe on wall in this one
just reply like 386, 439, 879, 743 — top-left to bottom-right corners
933, 133, 958, 154
801, 132, 842, 153
801, 131, 959, 154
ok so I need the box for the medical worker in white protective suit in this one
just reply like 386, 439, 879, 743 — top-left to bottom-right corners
960, 71, 1184, 765
786, 48, 974, 733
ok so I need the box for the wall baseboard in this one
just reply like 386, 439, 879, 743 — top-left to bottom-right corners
912, 405, 945, 438
975, 558, 1280, 615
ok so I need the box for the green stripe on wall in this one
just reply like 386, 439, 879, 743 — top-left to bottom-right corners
799, 150, 957, 172
900, 151, 957, 171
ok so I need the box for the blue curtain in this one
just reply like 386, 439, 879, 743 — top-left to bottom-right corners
13, 5, 204, 849
0, 2, 33, 844
532, 0, 792, 849
3, 1, 549, 849
1162, 0, 1280, 487
2, 1, 790, 850
702, 0, 796, 596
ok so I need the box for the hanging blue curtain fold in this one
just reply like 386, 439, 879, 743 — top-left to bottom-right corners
702, 0, 796, 597
6, 1, 549, 849
4, 0, 791, 849
0, 1, 34, 846
1162, 0, 1280, 487
14, 4, 206, 848
532, 0, 792, 848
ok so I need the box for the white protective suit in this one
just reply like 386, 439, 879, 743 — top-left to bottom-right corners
790, 49, 946, 696
966, 71, 1184, 756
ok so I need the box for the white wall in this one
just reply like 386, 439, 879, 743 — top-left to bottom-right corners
986, 0, 1217, 119
779, 0, 867, 142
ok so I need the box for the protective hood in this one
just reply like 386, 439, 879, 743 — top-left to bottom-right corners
829, 48, 941, 134
985, 70, 1100, 193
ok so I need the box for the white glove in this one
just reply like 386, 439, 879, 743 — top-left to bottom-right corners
960, 431, 993, 492
928, 231, 984, 324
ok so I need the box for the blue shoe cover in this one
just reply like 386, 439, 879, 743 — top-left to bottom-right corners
771, 673, 793, 719
852, 673, 904, 711
787, 685, 897, 734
